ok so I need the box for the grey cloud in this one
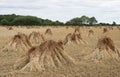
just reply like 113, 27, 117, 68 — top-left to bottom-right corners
0, 0, 120, 23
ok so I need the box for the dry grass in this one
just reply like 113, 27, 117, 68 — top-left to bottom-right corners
85, 36, 120, 63
14, 40, 75, 72
87, 29, 94, 37
45, 28, 52, 35
29, 31, 45, 46
1, 32, 32, 52
0, 26, 120, 77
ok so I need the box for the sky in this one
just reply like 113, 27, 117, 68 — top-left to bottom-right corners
0, 0, 120, 23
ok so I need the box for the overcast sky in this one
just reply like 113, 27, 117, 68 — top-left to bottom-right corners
0, 0, 120, 23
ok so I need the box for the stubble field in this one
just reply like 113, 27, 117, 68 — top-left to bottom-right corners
0, 26, 120, 77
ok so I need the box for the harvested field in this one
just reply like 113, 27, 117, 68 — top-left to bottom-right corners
0, 26, 120, 77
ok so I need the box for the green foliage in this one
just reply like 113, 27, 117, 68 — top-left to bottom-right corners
0, 15, 4, 21
0, 19, 9, 25
42, 19, 53, 25
80, 15, 89, 24
11, 16, 40, 25
66, 16, 97, 26
112, 21, 116, 26
66, 17, 82, 25
98, 23, 110, 26
0, 14, 118, 26
0, 14, 64, 26
53, 20, 64, 26
89, 17, 97, 25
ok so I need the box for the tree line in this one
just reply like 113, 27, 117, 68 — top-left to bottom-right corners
0, 14, 119, 26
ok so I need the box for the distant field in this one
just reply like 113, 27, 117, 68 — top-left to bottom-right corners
0, 26, 120, 77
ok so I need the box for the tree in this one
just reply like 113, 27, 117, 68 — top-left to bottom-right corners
112, 21, 116, 26
66, 16, 90, 26
0, 15, 4, 21
66, 17, 82, 26
53, 20, 64, 26
80, 15, 89, 25
11, 16, 40, 25
0, 14, 118, 26
0, 19, 9, 25
89, 17, 97, 25
43, 19, 53, 25
99, 23, 110, 26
